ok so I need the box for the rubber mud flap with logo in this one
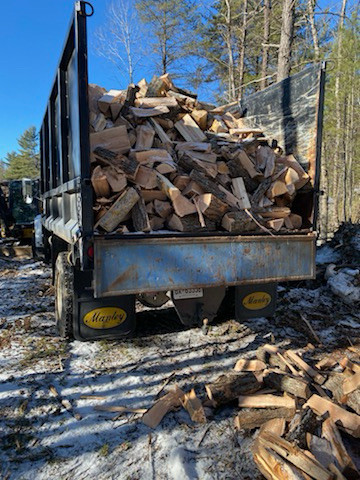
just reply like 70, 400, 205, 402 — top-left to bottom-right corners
235, 283, 277, 320
73, 295, 136, 341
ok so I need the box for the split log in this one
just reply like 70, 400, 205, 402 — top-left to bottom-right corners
221, 211, 257, 233
263, 371, 311, 399
132, 149, 172, 164
190, 109, 208, 130
231, 177, 251, 209
98, 89, 124, 114
134, 166, 158, 189
153, 199, 172, 219
323, 372, 360, 415
189, 170, 228, 204
177, 154, 217, 178
306, 434, 336, 470
156, 173, 196, 217
97, 188, 140, 232
284, 214, 303, 230
234, 359, 267, 372
175, 142, 211, 153
285, 408, 320, 449
167, 213, 215, 232
284, 350, 326, 385
155, 162, 177, 175
277, 155, 310, 190
91, 112, 107, 132
267, 219, 284, 231
205, 372, 261, 407
305, 394, 360, 438
132, 196, 151, 232
257, 431, 334, 480
321, 418, 359, 479
217, 161, 229, 174
173, 175, 191, 191
226, 159, 259, 193
186, 150, 217, 164
149, 216, 165, 231
236, 150, 261, 179
103, 167, 127, 193
266, 180, 289, 199
238, 393, 296, 409
135, 124, 155, 150
130, 106, 170, 118
90, 125, 131, 155
182, 181, 205, 198
91, 166, 111, 198
145, 75, 168, 97
259, 418, 286, 436
148, 118, 173, 145
210, 116, 228, 133
182, 389, 206, 423
142, 385, 185, 429
141, 190, 167, 202
235, 406, 296, 431
256, 207, 292, 219
135, 97, 178, 108
343, 372, 360, 395
174, 114, 207, 142
197, 194, 229, 221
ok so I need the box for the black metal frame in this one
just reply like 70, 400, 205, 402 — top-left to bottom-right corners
40, 1, 93, 268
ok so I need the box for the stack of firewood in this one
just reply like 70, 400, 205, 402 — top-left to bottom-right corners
89, 74, 311, 234
137, 344, 360, 479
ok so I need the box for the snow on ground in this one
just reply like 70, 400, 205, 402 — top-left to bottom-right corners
0, 239, 359, 479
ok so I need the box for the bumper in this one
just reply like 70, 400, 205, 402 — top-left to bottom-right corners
94, 234, 316, 298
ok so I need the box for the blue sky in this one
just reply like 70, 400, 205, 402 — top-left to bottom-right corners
0, 0, 147, 159
0, 0, 344, 160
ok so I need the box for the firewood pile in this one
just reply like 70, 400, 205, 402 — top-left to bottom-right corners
133, 344, 359, 480
89, 74, 310, 234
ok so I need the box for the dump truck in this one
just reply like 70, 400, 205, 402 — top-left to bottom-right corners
40, 1, 325, 341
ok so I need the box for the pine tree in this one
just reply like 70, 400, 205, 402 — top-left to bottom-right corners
5, 127, 39, 180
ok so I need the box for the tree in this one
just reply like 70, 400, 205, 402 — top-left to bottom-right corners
277, 0, 295, 81
135, 0, 197, 75
94, 0, 143, 84
5, 127, 39, 180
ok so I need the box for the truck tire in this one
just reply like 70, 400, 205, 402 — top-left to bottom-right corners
55, 252, 74, 339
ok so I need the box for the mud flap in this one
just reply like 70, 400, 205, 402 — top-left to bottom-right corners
171, 286, 226, 326
235, 283, 277, 320
73, 294, 136, 341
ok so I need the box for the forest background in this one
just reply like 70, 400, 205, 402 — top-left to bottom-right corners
0, 0, 358, 240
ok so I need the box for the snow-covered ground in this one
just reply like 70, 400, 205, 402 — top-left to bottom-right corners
0, 234, 359, 479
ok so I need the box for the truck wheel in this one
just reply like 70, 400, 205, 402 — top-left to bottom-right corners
55, 252, 74, 339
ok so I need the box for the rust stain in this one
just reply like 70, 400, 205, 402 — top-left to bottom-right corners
108, 267, 134, 291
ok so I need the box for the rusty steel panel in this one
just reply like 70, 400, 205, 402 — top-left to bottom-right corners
94, 235, 316, 297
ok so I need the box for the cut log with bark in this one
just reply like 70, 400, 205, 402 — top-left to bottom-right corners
132, 196, 151, 232
263, 371, 311, 399
96, 188, 140, 232
235, 406, 296, 431
91, 166, 111, 198
197, 194, 229, 221
205, 373, 261, 407
167, 213, 215, 232
222, 211, 257, 233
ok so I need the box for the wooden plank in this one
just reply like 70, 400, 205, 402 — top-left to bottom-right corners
130, 106, 170, 118
305, 394, 360, 437
231, 177, 251, 209
96, 188, 140, 232
90, 125, 131, 155
182, 389, 207, 423
234, 359, 267, 372
142, 386, 185, 429
174, 114, 207, 142
238, 394, 296, 409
